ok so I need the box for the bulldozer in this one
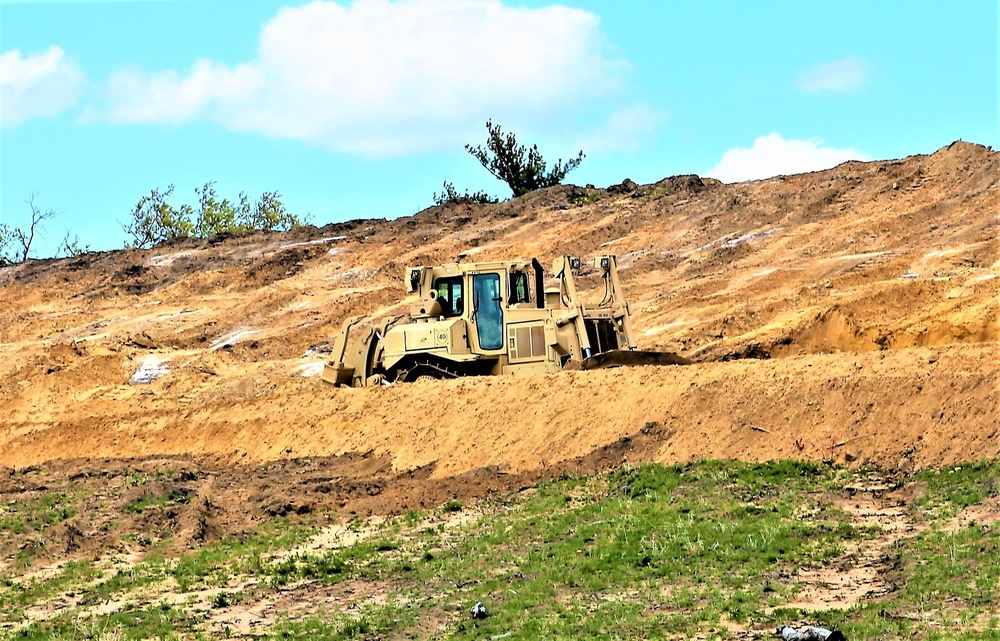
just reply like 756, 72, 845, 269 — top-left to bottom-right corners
322, 255, 690, 387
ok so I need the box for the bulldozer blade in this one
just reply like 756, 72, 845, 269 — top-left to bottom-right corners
580, 349, 691, 370
321, 361, 355, 387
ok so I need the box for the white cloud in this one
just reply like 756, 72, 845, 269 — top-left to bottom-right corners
575, 104, 666, 154
96, 60, 263, 126
797, 57, 868, 93
93, 0, 625, 155
0, 46, 86, 127
707, 133, 871, 183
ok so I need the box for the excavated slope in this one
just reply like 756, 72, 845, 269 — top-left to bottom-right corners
0, 141, 997, 475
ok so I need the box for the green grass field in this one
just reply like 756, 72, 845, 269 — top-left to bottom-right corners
3, 459, 1000, 640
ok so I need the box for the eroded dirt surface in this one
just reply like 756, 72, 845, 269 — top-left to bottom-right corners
0, 140, 998, 529
0, 422, 671, 572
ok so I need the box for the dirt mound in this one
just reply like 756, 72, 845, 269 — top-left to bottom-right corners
2, 343, 996, 478
0, 423, 677, 567
0, 140, 997, 491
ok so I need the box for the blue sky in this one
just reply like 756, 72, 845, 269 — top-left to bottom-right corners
1, 0, 997, 257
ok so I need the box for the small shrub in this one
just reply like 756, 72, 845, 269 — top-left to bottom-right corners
432, 181, 498, 206
269, 557, 298, 587
59, 231, 90, 258
123, 182, 306, 249
374, 539, 399, 552
0, 223, 14, 266
0, 194, 56, 264
124, 490, 191, 514
568, 189, 601, 207
300, 552, 349, 581
123, 185, 194, 248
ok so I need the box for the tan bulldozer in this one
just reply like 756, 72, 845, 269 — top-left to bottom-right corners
322, 255, 690, 387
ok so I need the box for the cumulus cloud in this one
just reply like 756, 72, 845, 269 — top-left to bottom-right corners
707, 133, 871, 183
796, 57, 868, 93
98, 61, 262, 126
575, 104, 666, 154
0, 46, 86, 127
93, 0, 625, 155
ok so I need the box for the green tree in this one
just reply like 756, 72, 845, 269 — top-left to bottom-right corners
465, 120, 585, 197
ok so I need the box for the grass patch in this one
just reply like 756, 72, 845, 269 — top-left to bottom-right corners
913, 461, 1000, 517
272, 604, 409, 640
6, 460, 1000, 639
0, 518, 317, 626
0, 493, 79, 535
13, 602, 192, 640
251, 461, 858, 639
0, 514, 27, 535
568, 190, 601, 207
171, 518, 315, 592
0, 560, 102, 615
263, 460, 1000, 639
123, 490, 192, 514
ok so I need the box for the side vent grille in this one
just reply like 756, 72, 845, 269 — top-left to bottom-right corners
509, 324, 546, 360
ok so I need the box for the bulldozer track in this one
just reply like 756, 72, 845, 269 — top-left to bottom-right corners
393, 358, 463, 383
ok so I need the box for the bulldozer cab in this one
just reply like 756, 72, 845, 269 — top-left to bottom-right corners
433, 277, 464, 318
404, 256, 632, 367
410, 260, 545, 356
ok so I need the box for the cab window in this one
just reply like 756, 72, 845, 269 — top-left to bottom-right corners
434, 276, 464, 317
473, 273, 504, 350
509, 270, 531, 305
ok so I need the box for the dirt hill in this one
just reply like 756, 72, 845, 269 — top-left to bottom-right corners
1, 140, 997, 482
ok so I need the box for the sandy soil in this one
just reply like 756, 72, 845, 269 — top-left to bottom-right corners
1, 140, 997, 492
